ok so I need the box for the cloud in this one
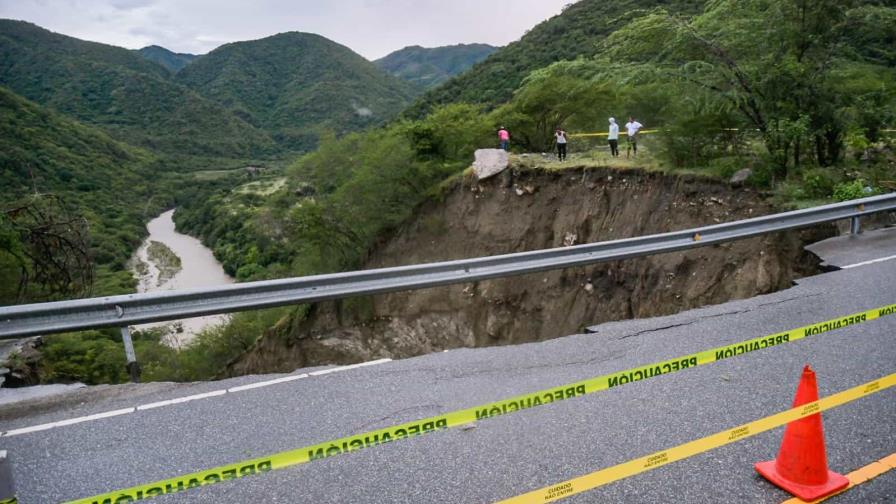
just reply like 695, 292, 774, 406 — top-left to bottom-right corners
109, 0, 156, 10
0, 0, 571, 59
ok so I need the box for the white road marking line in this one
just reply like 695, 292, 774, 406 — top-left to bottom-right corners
841, 254, 896, 269
3, 423, 58, 437
227, 373, 308, 392
53, 407, 135, 426
308, 358, 393, 376
3, 407, 135, 437
137, 390, 226, 410
347, 358, 393, 369
1, 358, 391, 437
309, 367, 342, 376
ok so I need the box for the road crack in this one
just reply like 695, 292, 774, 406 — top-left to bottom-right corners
612, 291, 824, 340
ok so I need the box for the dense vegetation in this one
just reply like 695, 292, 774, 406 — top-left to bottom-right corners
175, 32, 418, 151
375, 43, 497, 89
136, 45, 199, 73
405, 0, 706, 117
486, 0, 896, 193
0, 85, 251, 384
0, 20, 275, 158
0, 86, 236, 301
176, 103, 493, 280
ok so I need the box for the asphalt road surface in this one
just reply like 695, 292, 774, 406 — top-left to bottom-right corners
1, 227, 895, 503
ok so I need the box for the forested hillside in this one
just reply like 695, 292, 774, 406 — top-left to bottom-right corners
405, 0, 706, 116
375, 43, 497, 89
176, 32, 417, 151
0, 86, 193, 301
137, 45, 199, 73
0, 20, 275, 159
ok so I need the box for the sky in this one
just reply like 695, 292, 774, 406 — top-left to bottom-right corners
0, 0, 572, 60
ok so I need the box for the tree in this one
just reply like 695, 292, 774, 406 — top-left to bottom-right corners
599, 0, 872, 175
494, 63, 614, 151
1, 194, 94, 303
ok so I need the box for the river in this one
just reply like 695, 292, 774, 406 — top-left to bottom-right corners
131, 209, 233, 347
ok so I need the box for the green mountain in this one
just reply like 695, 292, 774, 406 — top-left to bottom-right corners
406, 0, 706, 116
375, 43, 497, 89
0, 19, 274, 158
137, 45, 200, 73
175, 32, 418, 151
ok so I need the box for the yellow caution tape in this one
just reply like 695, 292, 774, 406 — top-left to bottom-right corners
569, 129, 661, 138
67, 303, 896, 503
497, 373, 896, 503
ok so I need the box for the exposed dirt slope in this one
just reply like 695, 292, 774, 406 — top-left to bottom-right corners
228, 166, 829, 375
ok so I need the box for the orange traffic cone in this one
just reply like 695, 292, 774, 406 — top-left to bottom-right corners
755, 365, 849, 501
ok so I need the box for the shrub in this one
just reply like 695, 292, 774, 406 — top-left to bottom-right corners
802, 169, 837, 199
832, 180, 868, 201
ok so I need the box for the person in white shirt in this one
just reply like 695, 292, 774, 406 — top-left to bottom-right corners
625, 117, 643, 158
607, 117, 620, 157
554, 128, 568, 161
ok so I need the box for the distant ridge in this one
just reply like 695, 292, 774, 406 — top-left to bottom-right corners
175, 31, 418, 151
137, 45, 199, 73
375, 43, 497, 89
406, 0, 706, 116
0, 19, 274, 157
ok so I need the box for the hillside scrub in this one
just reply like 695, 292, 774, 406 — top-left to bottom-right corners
406, 0, 706, 116
0, 86, 251, 384
176, 103, 494, 281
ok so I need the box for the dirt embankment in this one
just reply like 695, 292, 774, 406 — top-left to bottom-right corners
227, 166, 830, 375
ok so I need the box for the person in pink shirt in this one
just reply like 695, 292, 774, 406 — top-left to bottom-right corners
498, 126, 510, 151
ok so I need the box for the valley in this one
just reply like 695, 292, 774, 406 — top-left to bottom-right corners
1, 0, 894, 389
1, 2, 895, 503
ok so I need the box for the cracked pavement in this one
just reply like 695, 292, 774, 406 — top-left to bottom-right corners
1, 227, 895, 503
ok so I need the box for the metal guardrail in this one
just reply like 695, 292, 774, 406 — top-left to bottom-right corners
2, 193, 895, 343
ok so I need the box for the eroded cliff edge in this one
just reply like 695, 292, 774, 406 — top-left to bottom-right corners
227, 166, 830, 375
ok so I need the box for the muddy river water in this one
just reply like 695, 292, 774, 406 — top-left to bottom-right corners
131, 209, 233, 347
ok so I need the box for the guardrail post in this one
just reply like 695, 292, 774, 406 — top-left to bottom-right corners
850, 216, 861, 235
0, 450, 16, 504
120, 326, 141, 383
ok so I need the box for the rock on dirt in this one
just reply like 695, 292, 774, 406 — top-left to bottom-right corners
730, 168, 752, 187
472, 149, 509, 180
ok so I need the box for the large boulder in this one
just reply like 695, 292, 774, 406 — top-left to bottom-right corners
729, 168, 752, 187
472, 149, 509, 180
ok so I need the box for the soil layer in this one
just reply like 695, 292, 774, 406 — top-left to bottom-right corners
228, 166, 830, 375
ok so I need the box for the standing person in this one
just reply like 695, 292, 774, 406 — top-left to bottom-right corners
625, 116, 643, 158
608, 117, 620, 157
554, 127, 568, 161
498, 126, 510, 151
